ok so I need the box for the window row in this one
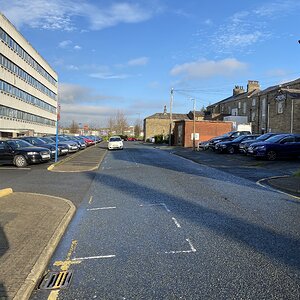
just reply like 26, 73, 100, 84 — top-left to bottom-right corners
0, 105, 56, 127
0, 80, 56, 114
0, 54, 57, 101
0, 27, 57, 86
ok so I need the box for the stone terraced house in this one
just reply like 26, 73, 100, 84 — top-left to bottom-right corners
206, 78, 300, 134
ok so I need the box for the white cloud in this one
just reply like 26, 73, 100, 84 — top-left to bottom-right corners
127, 57, 149, 66
58, 40, 72, 48
58, 83, 119, 103
73, 45, 82, 50
1, 0, 159, 31
170, 58, 247, 79
89, 72, 130, 80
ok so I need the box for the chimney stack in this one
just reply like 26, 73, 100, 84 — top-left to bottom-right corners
233, 85, 245, 96
247, 80, 260, 93
163, 105, 167, 115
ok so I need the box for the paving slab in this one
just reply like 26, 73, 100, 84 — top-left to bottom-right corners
0, 191, 75, 300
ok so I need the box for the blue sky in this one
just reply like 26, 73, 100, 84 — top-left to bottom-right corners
2, 0, 300, 127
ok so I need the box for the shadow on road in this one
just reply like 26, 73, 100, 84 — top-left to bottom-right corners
88, 145, 300, 270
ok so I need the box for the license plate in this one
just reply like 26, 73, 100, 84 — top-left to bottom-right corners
41, 154, 50, 159
61, 149, 68, 153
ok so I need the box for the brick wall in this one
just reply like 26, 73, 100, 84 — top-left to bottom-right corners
174, 120, 233, 147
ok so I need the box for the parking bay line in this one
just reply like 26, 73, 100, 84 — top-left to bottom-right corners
171, 217, 181, 228
139, 203, 171, 212
87, 206, 116, 211
72, 255, 116, 261
165, 238, 197, 254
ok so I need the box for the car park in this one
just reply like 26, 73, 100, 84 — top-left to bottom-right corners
215, 134, 260, 154
108, 136, 123, 150
18, 136, 59, 158
209, 131, 251, 150
39, 137, 69, 156
0, 139, 51, 167
47, 136, 79, 152
239, 133, 279, 154
62, 135, 86, 150
247, 133, 300, 160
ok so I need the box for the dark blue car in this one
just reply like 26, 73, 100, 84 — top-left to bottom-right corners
247, 134, 300, 160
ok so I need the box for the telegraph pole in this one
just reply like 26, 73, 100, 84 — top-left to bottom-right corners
169, 88, 174, 146
192, 98, 196, 151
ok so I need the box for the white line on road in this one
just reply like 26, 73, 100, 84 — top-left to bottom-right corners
139, 203, 171, 212
165, 238, 197, 254
186, 238, 197, 252
88, 196, 93, 204
171, 217, 181, 228
72, 255, 116, 261
87, 206, 116, 211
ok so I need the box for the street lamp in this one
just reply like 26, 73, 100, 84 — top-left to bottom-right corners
191, 98, 196, 151
169, 88, 174, 146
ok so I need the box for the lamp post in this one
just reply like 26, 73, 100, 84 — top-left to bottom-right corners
169, 88, 174, 146
191, 98, 196, 151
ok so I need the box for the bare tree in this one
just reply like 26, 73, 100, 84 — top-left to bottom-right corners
69, 120, 79, 134
134, 118, 142, 137
115, 111, 128, 135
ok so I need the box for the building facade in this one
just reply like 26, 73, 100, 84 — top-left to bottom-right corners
143, 106, 188, 141
0, 13, 58, 138
206, 79, 300, 134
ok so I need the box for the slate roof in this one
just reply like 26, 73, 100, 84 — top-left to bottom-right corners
145, 113, 189, 120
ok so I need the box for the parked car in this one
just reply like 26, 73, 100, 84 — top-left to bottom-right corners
127, 137, 137, 141
247, 133, 300, 160
81, 136, 96, 146
38, 137, 69, 156
18, 136, 59, 158
47, 136, 79, 152
215, 134, 260, 154
209, 131, 251, 150
0, 139, 51, 167
108, 136, 123, 150
62, 135, 86, 150
239, 133, 279, 154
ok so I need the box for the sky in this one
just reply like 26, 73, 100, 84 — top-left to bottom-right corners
1, 0, 300, 127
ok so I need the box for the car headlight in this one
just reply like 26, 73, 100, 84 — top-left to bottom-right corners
27, 151, 39, 155
256, 145, 266, 150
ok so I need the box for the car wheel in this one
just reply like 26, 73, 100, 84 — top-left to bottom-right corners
227, 146, 235, 154
266, 150, 277, 161
14, 155, 28, 167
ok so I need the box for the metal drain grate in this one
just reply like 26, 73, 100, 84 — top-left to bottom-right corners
39, 271, 73, 290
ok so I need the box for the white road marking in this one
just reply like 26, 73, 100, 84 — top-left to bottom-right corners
165, 250, 194, 254
0, 167, 31, 170
87, 206, 116, 211
165, 238, 196, 254
139, 203, 171, 212
172, 217, 181, 228
88, 196, 93, 204
186, 238, 197, 252
72, 255, 116, 261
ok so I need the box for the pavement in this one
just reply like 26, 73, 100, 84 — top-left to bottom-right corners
0, 145, 106, 300
0, 143, 299, 299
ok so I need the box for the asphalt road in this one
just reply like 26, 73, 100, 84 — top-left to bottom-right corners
30, 142, 300, 299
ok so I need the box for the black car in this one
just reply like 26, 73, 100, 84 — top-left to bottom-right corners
215, 134, 260, 154
209, 131, 251, 150
0, 139, 51, 167
247, 134, 300, 160
239, 133, 279, 154
18, 136, 58, 158
38, 137, 69, 156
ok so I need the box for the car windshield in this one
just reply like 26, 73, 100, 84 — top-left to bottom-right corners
7, 140, 33, 149
231, 135, 247, 142
40, 137, 54, 143
33, 138, 46, 144
110, 137, 121, 142
256, 133, 274, 141
263, 134, 288, 143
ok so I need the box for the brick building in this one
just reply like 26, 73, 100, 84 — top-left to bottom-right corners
143, 106, 188, 141
173, 120, 233, 147
206, 78, 300, 134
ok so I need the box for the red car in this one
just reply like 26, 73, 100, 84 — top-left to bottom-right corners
127, 137, 137, 141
